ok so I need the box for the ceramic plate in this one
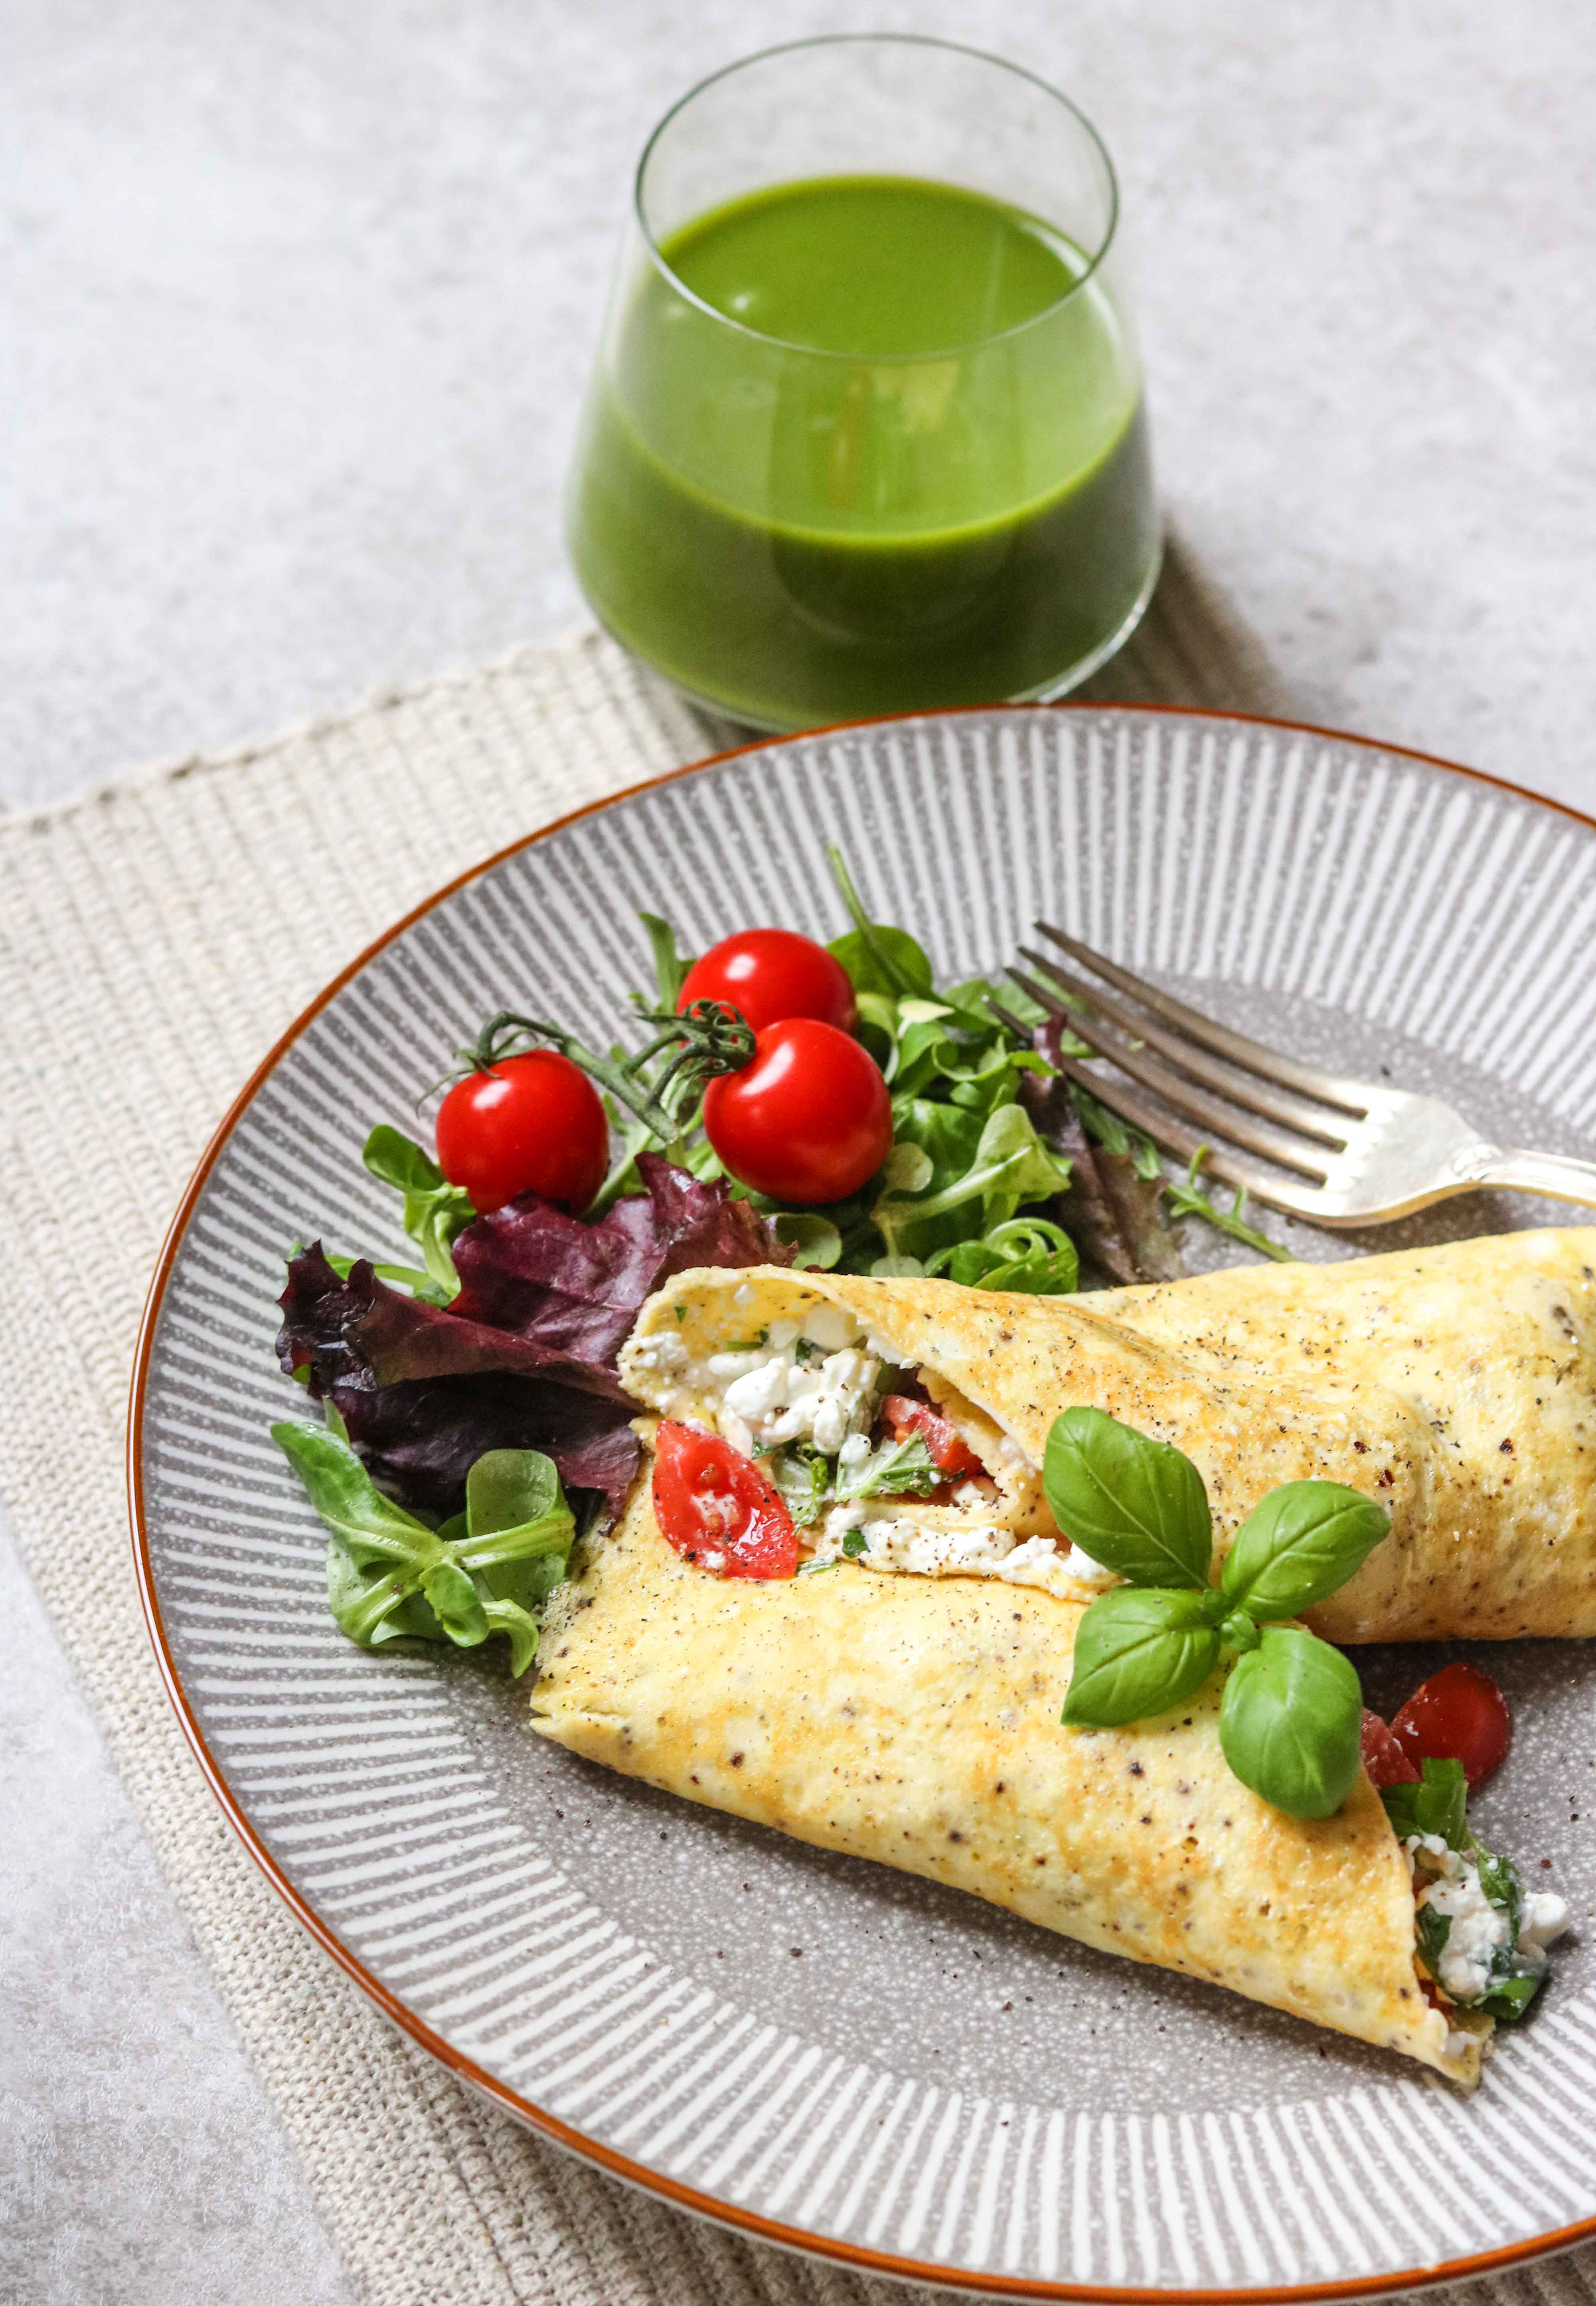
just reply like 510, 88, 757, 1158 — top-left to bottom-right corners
132, 706, 1596, 2299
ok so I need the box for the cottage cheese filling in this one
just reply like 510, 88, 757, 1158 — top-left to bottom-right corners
1406, 1831, 1570, 2003
628, 1300, 1108, 1590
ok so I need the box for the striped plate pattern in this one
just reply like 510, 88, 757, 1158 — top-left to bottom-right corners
138, 708, 1596, 2296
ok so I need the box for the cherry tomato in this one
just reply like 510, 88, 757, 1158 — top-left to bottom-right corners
1391, 1662, 1511, 1789
679, 928, 857, 1036
652, 1421, 798, 1579
435, 1052, 608, 1214
1360, 1709, 1420, 1790
703, 1018, 891, 1204
881, 1396, 987, 1479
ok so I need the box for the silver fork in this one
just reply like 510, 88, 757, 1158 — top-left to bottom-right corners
1001, 923, 1596, 1228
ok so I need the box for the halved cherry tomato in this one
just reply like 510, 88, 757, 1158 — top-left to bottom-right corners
1360, 1709, 1420, 1789
435, 1050, 608, 1214
1391, 1662, 1511, 1789
652, 1421, 799, 1579
702, 1017, 891, 1204
881, 1396, 987, 1479
679, 929, 857, 1036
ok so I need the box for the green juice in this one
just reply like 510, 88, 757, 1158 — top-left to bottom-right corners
568, 174, 1157, 729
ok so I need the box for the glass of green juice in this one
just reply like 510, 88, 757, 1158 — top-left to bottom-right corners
566, 34, 1160, 732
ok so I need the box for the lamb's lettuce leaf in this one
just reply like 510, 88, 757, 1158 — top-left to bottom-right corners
274, 1423, 573, 1676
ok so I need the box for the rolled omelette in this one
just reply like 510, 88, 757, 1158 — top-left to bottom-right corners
532, 1471, 1477, 2080
527, 1249, 1576, 2080
1078, 1225, 1596, 1641
600, 1229, 1596, 1643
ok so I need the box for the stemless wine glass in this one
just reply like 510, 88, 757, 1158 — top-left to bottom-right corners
566, 34, 1159, 732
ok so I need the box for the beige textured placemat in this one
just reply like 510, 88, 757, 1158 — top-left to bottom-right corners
0, 619, 1586, 2306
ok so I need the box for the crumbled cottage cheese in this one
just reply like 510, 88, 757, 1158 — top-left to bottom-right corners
1407, 1834, 1570, 2003
1064, 1542, 1116, 1584
1519, 1889, 1571, 1949
716, 1339, 881, 1455
628, 1297, 1116, 1595
1419, 1854, 1513, 2001
804, 1513, 1066, 1588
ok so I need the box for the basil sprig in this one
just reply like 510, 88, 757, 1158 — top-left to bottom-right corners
1052, 1408, 1390, 1818
274, 1424, 574, 1676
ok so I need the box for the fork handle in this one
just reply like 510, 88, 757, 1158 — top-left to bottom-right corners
1460, 1146, 1596, 1208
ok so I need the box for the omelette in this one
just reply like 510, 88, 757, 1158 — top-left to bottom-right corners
531, 1229, 1595, 2079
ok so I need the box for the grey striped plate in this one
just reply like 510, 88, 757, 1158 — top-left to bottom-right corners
133, 706, 1596, 2299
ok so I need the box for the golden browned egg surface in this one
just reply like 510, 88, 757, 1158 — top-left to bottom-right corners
532, 1479, 1468, 2079
534, 1230, 1596, 2078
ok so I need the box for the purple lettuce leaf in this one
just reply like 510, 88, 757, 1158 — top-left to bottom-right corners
330, 1371, 643, 1524
275, 1157, 787, 1523
1022, 1022, 1184, 1287
450, 1151, 787, 1357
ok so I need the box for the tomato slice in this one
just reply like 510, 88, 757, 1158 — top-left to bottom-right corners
652, 1422, 799, 1580
1391, 1661, 1511, 1789
1360, 1708, 1421, 1789
880, 1395, 987, 1479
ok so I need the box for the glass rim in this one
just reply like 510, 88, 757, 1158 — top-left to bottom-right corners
631, 31, 1122, 363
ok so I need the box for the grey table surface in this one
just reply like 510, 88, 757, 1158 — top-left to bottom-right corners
5, 2, 1594, 2300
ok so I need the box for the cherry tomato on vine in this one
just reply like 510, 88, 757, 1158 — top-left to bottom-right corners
881, 1396, 987, 1479
702, 1017, 891, 1203
1391, 1661, 1511, 1789
435, 1051, 608, 1214
652, 1421, 799, 1578
1359, 1709, 1420, 1790
678, 928, 857, 1036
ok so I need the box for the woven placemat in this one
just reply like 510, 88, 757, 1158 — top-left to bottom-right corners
0, 620, 1585, 2306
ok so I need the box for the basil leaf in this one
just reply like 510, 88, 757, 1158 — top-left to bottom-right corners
1043, 1406, 1212, 1589
1415, 1896, 1452, 1980
840, 1527, 867, 1558
1480, 1963, 1546, 2022
1379, 1756, 1468, 1849
836, 1433, 940, 1502
1471, 1840, 1525, 1940
1219, 1481, 1391, 1619
1219, 1626, 1363, 1818
1061, 1587, 1222, 1727
769, 1445, 832, 1528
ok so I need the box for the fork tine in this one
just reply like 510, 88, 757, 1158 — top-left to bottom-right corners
988, 998, 1040, 1041
1041, 1045, 1308, 1209
1016, 947, 1349, 1150
1008, 970, 1331, 1182
1034, 922, 1370, 1116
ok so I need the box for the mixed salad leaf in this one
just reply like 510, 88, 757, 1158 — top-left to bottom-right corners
269, 843, 1292, 1675
273, 1425, 575, 1677
581, 849, 1286, 1287
277, 1154, 786, 1523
